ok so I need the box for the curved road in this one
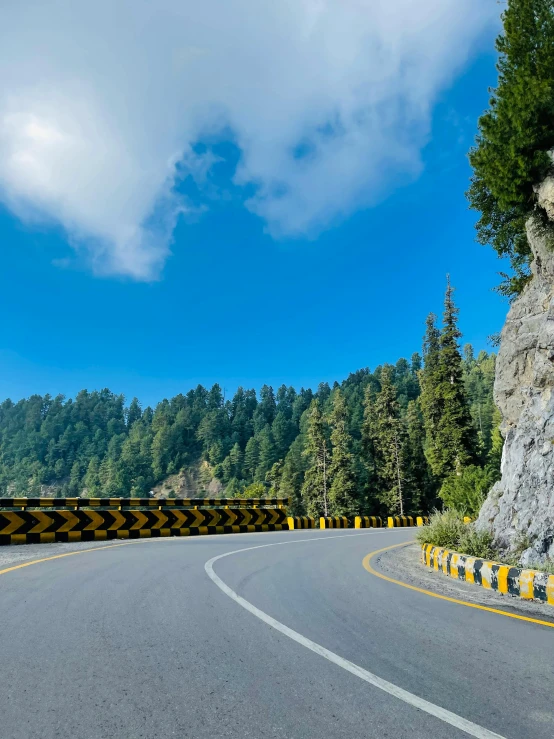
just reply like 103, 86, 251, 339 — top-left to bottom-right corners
1, 529, 553, 739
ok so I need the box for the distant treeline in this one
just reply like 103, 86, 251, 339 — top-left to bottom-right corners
0, 286, 499, 516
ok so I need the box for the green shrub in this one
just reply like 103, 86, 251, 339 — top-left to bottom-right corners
241, 482, 267, 498
417, 510, 498, 560
439, 465, 496, 517
416, 509, 466, 549
457, 527, 496, 559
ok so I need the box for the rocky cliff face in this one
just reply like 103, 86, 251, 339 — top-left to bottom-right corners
478, 216, 554, 565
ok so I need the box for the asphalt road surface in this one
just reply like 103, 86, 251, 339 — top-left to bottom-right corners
1, 528, 553, 739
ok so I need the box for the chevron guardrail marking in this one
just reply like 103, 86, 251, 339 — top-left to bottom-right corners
287, 516, 316, 530
0, 508, 288, 545
0, 497, 290, 509
421, 544, 554, 606
354, 516, 382, 529
319, 516, 350, 529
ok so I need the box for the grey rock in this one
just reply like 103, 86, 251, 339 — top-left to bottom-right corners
534, 176, 554, 221
477, 215, 554, 565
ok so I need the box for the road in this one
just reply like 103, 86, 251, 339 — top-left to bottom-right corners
1, 528, 553, 739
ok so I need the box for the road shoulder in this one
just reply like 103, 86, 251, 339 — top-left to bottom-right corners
372, 541, 554, 624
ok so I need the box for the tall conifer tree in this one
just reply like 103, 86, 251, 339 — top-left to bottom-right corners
328, 390, 359, 516
421, 281, 478, 478
301, 400, 330, 517
373, 366, 409, 515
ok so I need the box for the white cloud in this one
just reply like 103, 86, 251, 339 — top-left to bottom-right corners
0, 0, 496, 279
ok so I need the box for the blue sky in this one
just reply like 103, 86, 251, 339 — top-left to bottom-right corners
0, 4, 504, 407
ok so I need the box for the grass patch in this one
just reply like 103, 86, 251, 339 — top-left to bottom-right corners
457, 527, 496, 559
418, 511, 554, 571
417, 509, 495, 560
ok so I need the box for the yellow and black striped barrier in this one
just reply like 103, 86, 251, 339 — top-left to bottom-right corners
287, 516, 316, 530
0, 508, 288, 545
0, 497, 290, 510
354, 516, 382, 529
422, 544, 554, 605
319, 516, 350, 529
387, 515, 427, 528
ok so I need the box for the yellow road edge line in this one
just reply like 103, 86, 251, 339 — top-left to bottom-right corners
0, 527, 316, 579
362, 541, 554, 630
0, 538, 175, 578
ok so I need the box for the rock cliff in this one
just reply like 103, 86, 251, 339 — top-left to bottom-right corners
478, 215, 554, 565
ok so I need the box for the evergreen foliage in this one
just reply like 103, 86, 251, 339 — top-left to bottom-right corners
420, 282, 478, 479
467, 0, 554, 297
328, 390, 359, 516
0, 293, 499, 516
371, 366, 410, 515
439, 465, 499, 518
301, 400, 331, 517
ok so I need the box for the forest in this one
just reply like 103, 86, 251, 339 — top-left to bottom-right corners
0, 284, 500, 517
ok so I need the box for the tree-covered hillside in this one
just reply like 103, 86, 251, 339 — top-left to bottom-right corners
0, 286, 499, 516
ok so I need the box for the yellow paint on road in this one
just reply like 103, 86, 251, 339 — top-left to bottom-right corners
362, 542, 554, 630
0, 541, 141, 578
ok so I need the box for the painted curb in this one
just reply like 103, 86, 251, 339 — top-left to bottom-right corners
287, 516, 316, 530
355, 516, 383, 529
319, 516, 350, 529
388, 516, 429, 528
421, 544, 554, 605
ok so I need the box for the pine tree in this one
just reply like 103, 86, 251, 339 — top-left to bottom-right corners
255, 425, 277, 481
265, 460, 283, 494
361, 384, 379, 512
253, 385, 277, 432
152, 424, 171, 480
467, 0, 554, 297
126, 398, 142, 428
328, 390, 359, 516
463, 348, 497, 461
84, 457, 101, 496
419, 312, 442, 474
68, 460, 83, 496
301, 400, 330, 517
280, 437, 308, 515
244, 436, 260, 481
423, 281, 478, 478
272, 411, 295, 459
228, 442, 243, 479
373, 366, 409, 515
406, 400, 435, 513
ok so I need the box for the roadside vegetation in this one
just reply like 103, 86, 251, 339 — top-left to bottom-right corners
0, 282, 500, 521
416, 511, 496, 560
418, 512, 554, 572
467, 0, 554, 299
416, 0, 554, 567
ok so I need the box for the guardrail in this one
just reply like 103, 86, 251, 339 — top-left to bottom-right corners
0, 497, 290, 510
0, 507, 288, 545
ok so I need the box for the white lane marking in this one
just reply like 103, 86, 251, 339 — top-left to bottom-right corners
205, 534, 506, 739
